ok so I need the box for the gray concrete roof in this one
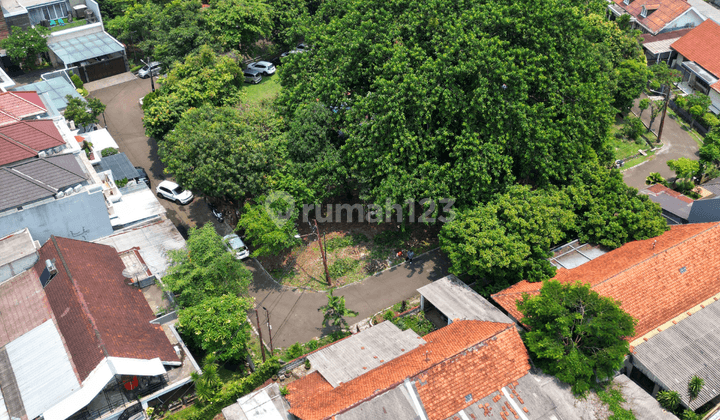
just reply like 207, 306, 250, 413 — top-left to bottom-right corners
418, 275, 513, 324
688, 0, 720, 24
336, 383, 422, 420
0, 154, 87, 211
633, 298, 720, 410
688, 197, 720, 223
0, 228, 37, 268
221, 383, 293, 420
306, 321, 424, 388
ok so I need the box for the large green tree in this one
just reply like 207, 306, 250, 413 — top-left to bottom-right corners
143, 46, 243, 140
237, 197, 300, 257
277, 0, 644, 208
178, 294, 254, 362
164, 223, 252, 307
64, 96, 106, 128
204, 0, 272, 52
518, 280, 636, 395
1, 26, 49, 69
440, 185, 576, 285
160, 105, 282, 199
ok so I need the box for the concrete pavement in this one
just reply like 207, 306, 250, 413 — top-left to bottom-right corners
622, 95, 700, 190
249, 249, 449, 349
90, 77, 231, 238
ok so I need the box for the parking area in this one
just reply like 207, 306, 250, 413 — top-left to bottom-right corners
90, 77, 232, 238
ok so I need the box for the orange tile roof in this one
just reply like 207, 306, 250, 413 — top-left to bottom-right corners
644, 183, 694, 203
492, 223, 720, 342
613, 0, 691, 34
671, 20, 720, 92
0, 91, 46, 126
285, 321, 530, 420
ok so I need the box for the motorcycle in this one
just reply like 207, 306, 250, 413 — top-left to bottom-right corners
209, 203, 224, 223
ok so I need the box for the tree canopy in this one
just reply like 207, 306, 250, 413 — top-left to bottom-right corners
319, 290, 358, 329
160, 104, 282, 199
237, 196, 300, 257
1, 26, 49, 69
518, 280, 636, 394
163, 223, 252, 307
64, 96, 106, 128
277, 0, 646, 208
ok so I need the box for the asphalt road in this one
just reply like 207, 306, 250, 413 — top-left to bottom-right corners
90, 75, 231, 238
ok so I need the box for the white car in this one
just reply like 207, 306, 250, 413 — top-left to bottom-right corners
138, 61, 162, 79
223, 234, 250, 260
246, 61, 276, 76
156, 180, 193, 205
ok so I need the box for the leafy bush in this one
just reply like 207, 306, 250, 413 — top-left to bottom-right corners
305, 339, 319, 352
704, 113, 719, 128
285, 343, 304, 360
682, 410, 702, 420
130, 64, 143, 73
70, 74, 83, 89
675, 96, 688, 109
689, 376, 704, 399
304, 359, 311, 369
101, 147, 118, 157
391, 312, 435, 336
373, 229, 411, 249
622, 116, 645, 141
645, 172, 667, 186
76, 88, 89, 97
325, 233, 368, 253
597, 387, 636, 420
657, 390, 681, 411
280, 386, 289, 396
115, 178, 129, 187
328, 258, 359, 278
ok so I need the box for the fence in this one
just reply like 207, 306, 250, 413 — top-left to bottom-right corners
669, 100, 710, 136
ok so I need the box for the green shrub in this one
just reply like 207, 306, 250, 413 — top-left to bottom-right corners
101, 147, 118, 157
704, 113, 720, 128
285, 343, 304, 360
373, 229, 411, 248
70, 73, 83, 89
682, 410, 702, 420
304, 358, 311, 369
305, 339, 319, 352
280, 386, 289, 396
597, 387, 636, 420
657, 390, 681, 411
328, 258, 358, 278
689, 376, 704, 399
675, 96, 688, 110
76, 87, 88, 97
115, 178, 129, 187
392, 312, 435, 336
383, 309, 395, 321
130, 64, 143, 73
622, 116, 645, 141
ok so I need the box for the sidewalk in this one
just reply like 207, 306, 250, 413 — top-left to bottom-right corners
248, 249, 449, 349
622, 94, 700, 189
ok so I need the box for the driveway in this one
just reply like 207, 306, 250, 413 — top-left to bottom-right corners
249, 249, 450, 350
622, 95, 700, 190
90, 77, 231, 238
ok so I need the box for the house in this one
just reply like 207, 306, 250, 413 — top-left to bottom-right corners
0, 119, 69, 165
279, 318, 674, 420
0, 90, 47, 125
670, 19, 720, 114
492, 222, 720, 410
0, 0, 101, 39
608, 0, 705, 35
639, 183, 694, 224
640, 28, 692, 65
12, 69, 84, 114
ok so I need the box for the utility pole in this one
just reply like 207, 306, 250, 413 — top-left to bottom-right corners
314, 219, 332, 287
263, 306, 273, 356
146, 56, 155, 92
657, 84, 671, 143
255, 309, 266, 362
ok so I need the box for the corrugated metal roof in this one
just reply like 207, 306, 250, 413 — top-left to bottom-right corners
307, 322, 425, 388
633, 299, 720, 410
418, 275, 513, 324
48, 32, 125, 65
94, 152, 139, 182
643, 37, 683, 54
6, 320, 80, 420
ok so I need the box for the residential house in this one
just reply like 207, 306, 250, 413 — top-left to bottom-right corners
0, 0, 101, 39
275, 318, 674, 420
608, 0, 705, 35
0, 90, 47, 125
640, 28, 692, 65
12, 69, 84, 114
492, 222, 720, 410
670, 19, 720, 114
639, 183, 694, 224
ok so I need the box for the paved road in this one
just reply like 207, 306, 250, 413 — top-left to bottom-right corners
90, 76, 230, 238
622, 95, 700, 190
249, 249, 450, 350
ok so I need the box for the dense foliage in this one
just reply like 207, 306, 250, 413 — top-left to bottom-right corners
277, 0, 647, 208
64, 96, 106, 128
237, 196, 300, 257
319, 291, 358, 329
164, 223, 252, 307
518, 280, 636, 394
1, 26, 49, 69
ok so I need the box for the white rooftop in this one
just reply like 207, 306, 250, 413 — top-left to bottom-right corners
644, 37, 684, 54
80, 128, 118, 152
109, 187, 166, 229
0, 228, 37, 267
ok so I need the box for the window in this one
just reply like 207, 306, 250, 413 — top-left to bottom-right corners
27, 1, 70, 25
640, 6, 647, 17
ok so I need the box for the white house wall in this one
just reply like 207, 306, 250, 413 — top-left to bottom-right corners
667, 9, 705, 31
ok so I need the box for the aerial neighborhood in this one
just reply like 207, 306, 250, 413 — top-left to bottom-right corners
1, 0, 720, 418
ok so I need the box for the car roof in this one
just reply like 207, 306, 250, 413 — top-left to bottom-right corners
244, 68, 262, 75
255, 61, 273, 66
158, 180, 178, 189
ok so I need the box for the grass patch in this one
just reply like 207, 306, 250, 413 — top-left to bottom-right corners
243, 73, 281, 105
597, 387, 636, 420
325, 233, 368, 253
49, 18, 87, 32
328, 257, 360, 278
391, 311, 435, 336
623, 149, 656, 169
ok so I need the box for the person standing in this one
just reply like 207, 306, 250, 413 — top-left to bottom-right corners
407, 250, 414, 263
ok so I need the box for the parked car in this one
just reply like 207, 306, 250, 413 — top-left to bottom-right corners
223, 233, 250, 260
134, 166, 150, 188
244, 68, 263, 84
138, 62, 162, 79
280, 49, 303, 58
155, 180, 193, 205
247, 61, 276, 76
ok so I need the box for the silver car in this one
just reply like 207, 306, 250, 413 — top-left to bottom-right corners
138, 61, 162, 78
244, 69, 263, 84
247, 61, 276, 76
223, 234, 250, 259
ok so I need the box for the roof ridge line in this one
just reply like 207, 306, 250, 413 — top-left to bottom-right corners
39, 155, 87, 180
325, 322, 517, 420
0, 131, 38, 154
0, 109, 20, 124
8, 91, 45, 112
51, 236, 110, 358
6, 166, 57, 193
492, 224, 720, 298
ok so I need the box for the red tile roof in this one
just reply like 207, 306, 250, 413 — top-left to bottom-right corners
671, 19, 720, 92
0, 120, 65, 166
492, 223, 720, 342
613, 0, 691, 34
0, 91, 46, 126
643, 183, 694, 203
285, 321, 530, 420
35, 236, 179, 381
640, 27, 692, 43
